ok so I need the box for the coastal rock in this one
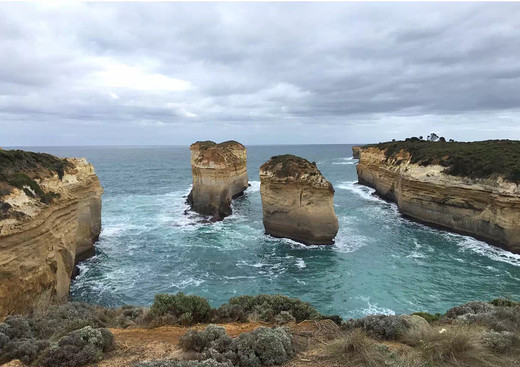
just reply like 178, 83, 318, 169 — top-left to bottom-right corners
356, 146, 520, 253
187, 141, 248, 221
259, 155, 339, 245
0, 151, 102, 317
352, 146, 362, 159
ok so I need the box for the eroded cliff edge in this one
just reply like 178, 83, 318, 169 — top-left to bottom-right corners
356, 141, 520, 253
187, 141, 248, 221
0, 150, 102, 317
260, 155, 339, 245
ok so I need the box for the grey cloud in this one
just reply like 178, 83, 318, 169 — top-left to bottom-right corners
1, 2, 520, 146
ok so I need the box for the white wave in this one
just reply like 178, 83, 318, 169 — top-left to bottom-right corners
170, 277, 205, 289
295, 258, 306, 269
332, 156, 357, 165
454, 237, 520, 267
357, 296, 396, 316
336, 181, 383, 203
247, 181, 261, 193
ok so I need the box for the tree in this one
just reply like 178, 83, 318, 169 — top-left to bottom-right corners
419, 136, 423, 140
449, 139, 455, 143
439, 137, 446, 142
427, 133, 439, 142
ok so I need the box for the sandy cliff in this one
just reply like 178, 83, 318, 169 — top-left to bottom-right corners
187, 141, 248, 221
0, 153, 102, 317
356, 146, 520, 253
260, 155, 339, 245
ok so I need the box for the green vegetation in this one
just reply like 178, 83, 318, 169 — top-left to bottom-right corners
0, 149, 69, 203
490, 298, 520, 307
367, 139, 520, 183
412, 311, 442, 324
260, 154, 320, 179
148, 292, 213, 325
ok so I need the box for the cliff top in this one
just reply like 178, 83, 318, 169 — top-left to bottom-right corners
260, 154, 333, 190
366, 139, 520, 183
190, 140, 246, 166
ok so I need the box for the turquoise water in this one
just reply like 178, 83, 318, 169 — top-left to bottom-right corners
22, 145, 520, 318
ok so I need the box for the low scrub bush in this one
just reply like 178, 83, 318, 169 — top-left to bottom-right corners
445, 301, 495, 319
412, 311, 442, 324
218, 294, 320, 323
343, 314, 410, 340
149, 293, 212, 325
135, 360, 233, 367
489, 298, 520, 307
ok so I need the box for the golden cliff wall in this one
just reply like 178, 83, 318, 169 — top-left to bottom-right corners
260, 155, 339, 245
188, 141, 248, 221
0, 158, 102, 317
356, 147, 520, 253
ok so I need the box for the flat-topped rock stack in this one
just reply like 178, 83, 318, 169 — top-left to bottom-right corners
0, 150, 102, 317
259, 155, 339, 245
352, 146, 362, 159
187, 140, 248, 221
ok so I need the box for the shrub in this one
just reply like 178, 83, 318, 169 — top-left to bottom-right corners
445, 301, 495, 319
135, 360, 233, 367
489, 298, 520, 307
180, 325, 231, 353
481, 331, 520, 353
219, 294, 320, 323
1, 338, 50, 364
326, 329, 389, 367
40, 326, 114, 367
343, 315, 409, 340
149, 293, 212, 325
412, 312, 442, 324
457, 306, 520, 333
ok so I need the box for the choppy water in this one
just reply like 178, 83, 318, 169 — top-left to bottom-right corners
20, 145, 520, 318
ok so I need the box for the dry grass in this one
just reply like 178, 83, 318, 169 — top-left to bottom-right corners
325, 329, 389, 367
400, 325, 499, 367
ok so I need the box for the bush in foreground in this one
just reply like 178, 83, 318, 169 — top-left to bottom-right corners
148, 293, 212, 326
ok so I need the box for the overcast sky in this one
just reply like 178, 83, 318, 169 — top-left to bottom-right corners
1, 2, 520, 146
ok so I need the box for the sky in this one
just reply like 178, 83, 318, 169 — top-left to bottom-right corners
1, 2, 520, 146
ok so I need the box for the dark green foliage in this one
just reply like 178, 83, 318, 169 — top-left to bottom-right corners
343, 315, 409, 340
149, 292, 212, 325
489, 298, 520, 307
6, 172, 59, 203
412, 312, 442, 324
219, 294, 320, 323
179, 325, 294, 367
260, 155, 320, 180
1, 338, 50, 364
367, 139, 520, 183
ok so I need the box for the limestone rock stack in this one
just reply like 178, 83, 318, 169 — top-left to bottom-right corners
0, 151, 102, 317
188, 141, 248, 221
352, 146, 362, 159
259, 155, 339, 245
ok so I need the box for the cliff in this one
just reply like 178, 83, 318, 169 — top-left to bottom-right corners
187, 141, 248, 221
259, 155, 339, 245
0, 150, 102, 317
356, 142, 520, 253
352, 145, 362, 159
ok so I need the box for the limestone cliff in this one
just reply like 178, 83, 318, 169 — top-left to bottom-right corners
187, 141, 248, 221
352, 146, 362, 159
356, 146, 520, 253
260, 155, 339, 245
0, 150, 102, 317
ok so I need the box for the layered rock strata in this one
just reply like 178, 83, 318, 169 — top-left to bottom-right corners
187, 141, 248, 221
0, 151, 102, 317
356, 147, 520, 253
259, 155, 339, 245
352, 146, 362, 159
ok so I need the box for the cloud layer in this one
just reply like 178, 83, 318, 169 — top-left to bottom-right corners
1, 2, 520, 145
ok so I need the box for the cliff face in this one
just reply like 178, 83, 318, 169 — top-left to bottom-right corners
188, 141, 248, 221
0, 152, 102, 317
260, 155, 339, 245
352, 146, 362, 159
356, 147, 520, 253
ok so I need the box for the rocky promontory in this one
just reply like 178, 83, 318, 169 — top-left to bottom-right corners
259, 155, 339, 245
0, 150, 102, 317
187, 141, 248, 221
356, 140, 520, 253
352, 145, 362, 159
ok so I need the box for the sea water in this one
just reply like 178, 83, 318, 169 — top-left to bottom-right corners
20, 145, 520, 318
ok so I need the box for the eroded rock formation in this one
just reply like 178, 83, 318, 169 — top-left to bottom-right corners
187, 141, 248, 221
356, 146, 520, 253
352, 146, 362, 159
0, 150, 102, 317
260, 155, 339, 245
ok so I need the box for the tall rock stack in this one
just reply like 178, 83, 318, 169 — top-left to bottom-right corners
259, 155, 339, 245
188, 141, 248, 221
352, 146, 362, 159
0, 151, 102, 317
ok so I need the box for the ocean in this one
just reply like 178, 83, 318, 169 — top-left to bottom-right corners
20, 145, 520, 318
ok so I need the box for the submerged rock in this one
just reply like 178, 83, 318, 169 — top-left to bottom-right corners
259, 155, 338, 245
187, 141, 248, 221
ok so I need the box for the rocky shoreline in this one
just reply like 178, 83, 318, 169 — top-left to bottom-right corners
0, 150, 102, 317
355, 142, 520, 254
